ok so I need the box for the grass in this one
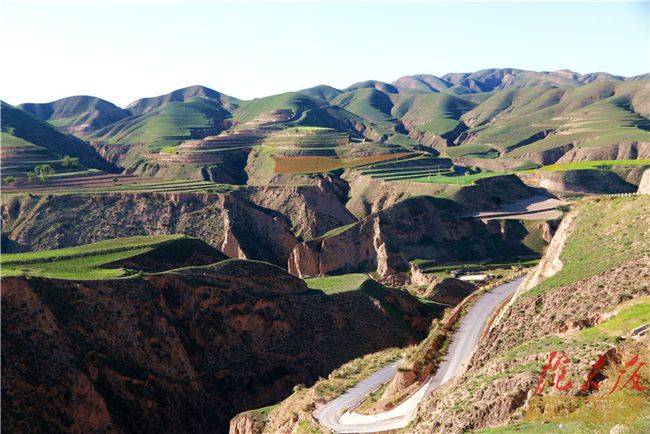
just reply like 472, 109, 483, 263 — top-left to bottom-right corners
577, 297, 650, 341
408, 171, 505, 185
233, 92, 319, 125
353, 381, 390, 414
0, 131, 34, 148
443, 143, 500, 159
392, 93, 474, 136
93, 98, 230, 151
317, 222, 357, 239
413, 258, 539, 277
526, 196, 650, 297
332, 88, 395, 127
454, 81, 650, 159
304, 273, 369, 294
5, 179, 235, 196
1, 101, 107, 173
1, 235, 185, 280
540, 159, 650, 172
314, 347, 410, 398
473, 422, 567, 433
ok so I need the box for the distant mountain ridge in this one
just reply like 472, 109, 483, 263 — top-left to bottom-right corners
6, 68, 648, 180
19, 95, 131, 135
18, 68, 648, 112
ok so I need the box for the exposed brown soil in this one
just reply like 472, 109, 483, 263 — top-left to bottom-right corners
1, 260, 436, 434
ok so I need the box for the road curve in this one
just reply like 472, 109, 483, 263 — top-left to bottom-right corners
314, 277, 524, 433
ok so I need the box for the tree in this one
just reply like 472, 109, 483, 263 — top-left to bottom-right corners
3, 176, 16, 184
61, 155, 79, 167
34, 164, 55, 182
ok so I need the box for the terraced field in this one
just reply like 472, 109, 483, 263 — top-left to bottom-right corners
273, 151, 413, 174
1, 173, 233, 195
153, 127, 351, 167
0, 143, 67, 176
354, 154, 455, 181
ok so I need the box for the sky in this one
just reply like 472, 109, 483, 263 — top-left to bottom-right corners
1, 0, 648, 107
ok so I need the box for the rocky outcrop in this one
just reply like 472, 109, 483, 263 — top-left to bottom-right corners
1, 183, 358, 263
2, 192, 298, 265
638, 169, 650, 194
287, 196, 542, 278
1, 260, 436, 434
518, 144, 574, 165
238, 177, 356, 240
519, 142, 650, 166
408, 196, 650, 433
452, 157, 530, 172
423, 278, 477, 305
229, 412, 265, 434
518, 212, 576, 294
345, 172, 536, 219
531, 169, 637, 194
555, 142, 650, 163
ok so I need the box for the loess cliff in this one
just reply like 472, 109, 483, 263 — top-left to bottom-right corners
1, 259, 438, 433
234, 195, 650, 434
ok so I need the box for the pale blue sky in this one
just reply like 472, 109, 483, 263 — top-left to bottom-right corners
1, 1, 648, 107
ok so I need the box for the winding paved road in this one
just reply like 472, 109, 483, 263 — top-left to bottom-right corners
314, 277, 524, 433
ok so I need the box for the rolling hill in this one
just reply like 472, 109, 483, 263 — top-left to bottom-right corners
18, 95, 131, 135
92, 96, 233, 152
455, 80, 650, 161
126, 84, 240, 115
6, 69, 648, 183
1, 101, 116, 179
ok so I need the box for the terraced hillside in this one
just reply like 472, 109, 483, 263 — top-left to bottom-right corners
8, 71, 648, 187
354, 154, 455, 181
1, 101, 116, 180
1, 173, 234, 196
92, 97, 233, 152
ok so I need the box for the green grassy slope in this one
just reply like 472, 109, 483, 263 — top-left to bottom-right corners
458, 81, 650, 157
126, 85, 240, 115
92, 97, 232, 151
304, 273, 369, 294
527, 196, 650, 296
298, 85, 343, 102
332, 88, 395, 127
392, 93, 475, 136
232, 92, 323, 125
1, 101, 115, 176
0, 235, 227, 279
18, 95, 131, 134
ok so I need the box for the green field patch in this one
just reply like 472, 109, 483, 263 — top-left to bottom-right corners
541, 159, 650, 172
0, 132, 35, 148
526, 196, 650, 297
577, 297, 650, 341
317, 222, 357, 239
1, 235, 186, 280
304, 273, 369, 294
408, 171, 505, 185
